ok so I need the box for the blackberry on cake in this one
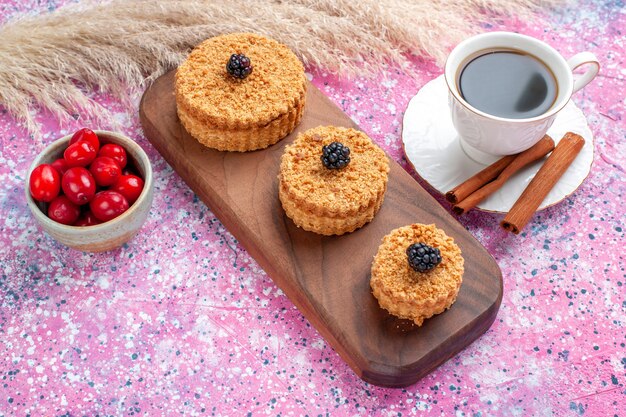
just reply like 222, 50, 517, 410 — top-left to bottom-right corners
226, 53, 253, 79
406, 242, 442, 272
321, 141, 351, 170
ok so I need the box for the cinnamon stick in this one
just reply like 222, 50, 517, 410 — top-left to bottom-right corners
501, 132, 585, 234
446, 154, 516, 204
452, 135, 555, 215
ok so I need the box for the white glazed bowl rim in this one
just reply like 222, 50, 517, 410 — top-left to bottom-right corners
444, 31, 573, 124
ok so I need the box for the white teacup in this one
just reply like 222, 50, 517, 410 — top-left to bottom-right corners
444, 31, 599, 164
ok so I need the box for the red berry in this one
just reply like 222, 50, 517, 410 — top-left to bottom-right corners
110, 174, 144, 205
89, 156, 121, 187
64, 141, 97, 167
98, 144, 127, 169
47, 195, 80, 225
62, 167, 96, 205
29, 164, 61, 202
50, 158, 69, 176
90, 191, 129, 222
74, 210, 102, 227
69, 128, 100, 153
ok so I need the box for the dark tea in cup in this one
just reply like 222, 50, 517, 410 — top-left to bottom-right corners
458, 49, 558, 119
445, 32, 599, 161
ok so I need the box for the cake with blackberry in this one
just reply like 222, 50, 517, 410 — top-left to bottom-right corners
370, 224, 464, 326
278, 126, 389, 236
175, 33, 307, 152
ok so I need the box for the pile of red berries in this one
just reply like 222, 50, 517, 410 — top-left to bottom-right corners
29, 128, 144, 226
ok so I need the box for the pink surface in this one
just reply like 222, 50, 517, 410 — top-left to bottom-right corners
1, 1, 625, 416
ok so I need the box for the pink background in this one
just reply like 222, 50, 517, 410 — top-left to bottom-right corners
1, 1, 624, 416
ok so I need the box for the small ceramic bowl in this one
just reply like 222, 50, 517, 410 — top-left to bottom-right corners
25, 130, 154, 252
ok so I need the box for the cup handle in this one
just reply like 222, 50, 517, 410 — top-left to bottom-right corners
567, 52, 600, 93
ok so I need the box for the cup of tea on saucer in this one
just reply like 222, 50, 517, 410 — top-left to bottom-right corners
444, 31, 599, 164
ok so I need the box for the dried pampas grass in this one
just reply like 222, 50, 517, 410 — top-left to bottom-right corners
0, 0, 562, 135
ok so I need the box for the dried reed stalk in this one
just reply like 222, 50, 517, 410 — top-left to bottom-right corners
0, 0, 562, 136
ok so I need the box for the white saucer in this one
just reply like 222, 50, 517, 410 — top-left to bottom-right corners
402, 75, 594, 213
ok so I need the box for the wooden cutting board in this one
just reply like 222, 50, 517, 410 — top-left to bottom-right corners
139, 71, 503, 387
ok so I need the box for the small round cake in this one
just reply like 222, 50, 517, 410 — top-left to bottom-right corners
175, 33, 307, 152
278, 126, 390, 236
370, 224, 464, 326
